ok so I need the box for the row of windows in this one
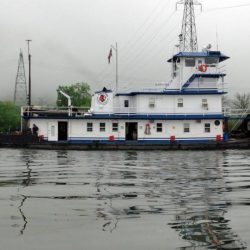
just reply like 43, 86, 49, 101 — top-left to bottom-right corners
185, 58, 218, 67
87, 122, 119, 132
177, 98, 208, 109
123, 98, 209, 109
86, 122, 212, 133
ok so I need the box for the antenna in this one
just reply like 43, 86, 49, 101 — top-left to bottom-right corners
216, 25, 219, 51
26, 39, 32, 106
14, 50, 28, 106
176, 0, 202, 52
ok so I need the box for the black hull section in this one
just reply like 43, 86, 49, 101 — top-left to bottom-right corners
0, 135, 249, 150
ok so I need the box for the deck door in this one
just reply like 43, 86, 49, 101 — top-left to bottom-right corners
48, 122, 58, 141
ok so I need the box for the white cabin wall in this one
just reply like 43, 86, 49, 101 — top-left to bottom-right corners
70, 120, 126, 140
114, 96, 137, 113
138, 119, 222, 140
188, 78, 217, 89
92, 92, 114, 114
28, 118, 223, 142
136, 95, 222, 114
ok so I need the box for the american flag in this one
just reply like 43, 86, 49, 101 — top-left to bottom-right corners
108, 48, 112, 64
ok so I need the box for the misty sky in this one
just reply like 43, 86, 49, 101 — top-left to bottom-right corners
1, 0, 250, 104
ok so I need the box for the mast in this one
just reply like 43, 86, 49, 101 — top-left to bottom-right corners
26, 39, 32, 106
177, 0, 202, 52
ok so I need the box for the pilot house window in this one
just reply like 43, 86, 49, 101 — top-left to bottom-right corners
185, 58, 195, 67
205, 57, 218, 65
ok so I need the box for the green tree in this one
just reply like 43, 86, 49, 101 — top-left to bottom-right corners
56, 82, 91, 107
231, 92, 250, 110
0, 101, 20, 133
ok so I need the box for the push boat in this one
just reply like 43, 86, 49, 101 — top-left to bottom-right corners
19, 50, 232, 148
1, 0, 250, 150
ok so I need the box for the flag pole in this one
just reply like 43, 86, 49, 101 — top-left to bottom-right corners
111, 42, 118, 92
116, 42, 118, 92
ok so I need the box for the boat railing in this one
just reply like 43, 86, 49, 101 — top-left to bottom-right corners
21, 106, 91, 117
223, 107, 250, 118
113, 107, 137, 114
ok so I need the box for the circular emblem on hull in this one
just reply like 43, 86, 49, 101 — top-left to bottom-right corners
97, 93, 109, 105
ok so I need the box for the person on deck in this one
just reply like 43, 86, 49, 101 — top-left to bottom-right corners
32, 124, 39, 136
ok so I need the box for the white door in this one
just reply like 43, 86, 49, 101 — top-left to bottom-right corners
48, 122, 58, 141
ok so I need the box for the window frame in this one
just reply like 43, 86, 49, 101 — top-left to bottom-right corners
87, 122, 93, 132
177, 98, 184, 108
184, 123, 190, 133
205, 57, 218, 65
124, 100, 129, 108
100, 122, 106, 132
112, 122, 119, 132
149, 97, 155, 108
202, 99, 208, 109
156, 123, 163, 133
204, 123, 211, 133
185, 58, 196, 67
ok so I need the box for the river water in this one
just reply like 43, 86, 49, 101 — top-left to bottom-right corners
0, 149, 249, 250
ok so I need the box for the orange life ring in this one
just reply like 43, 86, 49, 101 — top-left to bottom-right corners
198, 64, 208, 72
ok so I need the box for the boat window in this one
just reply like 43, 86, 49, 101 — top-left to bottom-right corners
204, 123, 211, 133
177, 98, 183, 108
202, 99, 208, 110
184, 123, 190, 133
124, 100, 129, 107
87, 122, 93, 132
112, 123, 118, 132
185, 58, 195, 67
205, 57, 218, 65
149, 98, 155, 108
156, 123, 162, 133
100, 123, 105, 132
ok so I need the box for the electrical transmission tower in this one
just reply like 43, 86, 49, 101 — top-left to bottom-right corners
14, 50, 28, 106
177, 0, 202, 52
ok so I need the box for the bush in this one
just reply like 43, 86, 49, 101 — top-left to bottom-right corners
0, 102, 20, 133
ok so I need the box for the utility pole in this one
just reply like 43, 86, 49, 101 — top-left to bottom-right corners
176, 0, 202, 52
26, 39, 32, 106
14, 50, 27, 106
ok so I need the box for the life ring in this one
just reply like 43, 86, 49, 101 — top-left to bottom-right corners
144, 123, 151, 135
198, 64, 208, 72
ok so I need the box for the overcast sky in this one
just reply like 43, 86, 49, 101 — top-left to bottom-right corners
1, 0, 250, 104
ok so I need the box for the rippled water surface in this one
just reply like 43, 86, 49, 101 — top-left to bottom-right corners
0, 149, 249, 250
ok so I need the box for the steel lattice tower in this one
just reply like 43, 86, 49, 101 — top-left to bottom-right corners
177, 0, 202, 52
14, 50, 28, 106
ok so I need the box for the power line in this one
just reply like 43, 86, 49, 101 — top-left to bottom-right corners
95, 0, 170, 83
120, 11, 176, 74
205, 3, 250, 12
